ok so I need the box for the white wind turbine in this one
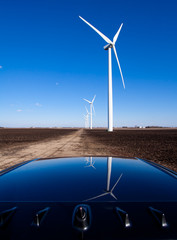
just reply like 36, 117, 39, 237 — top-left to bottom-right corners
85, 106, 89, 128
85, 157, 96, 169
83, 95, 96, 129
83, 114, 87, 128
79, 16, 125, 132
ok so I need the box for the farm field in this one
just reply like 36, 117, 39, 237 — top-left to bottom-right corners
0, 128, 177, 172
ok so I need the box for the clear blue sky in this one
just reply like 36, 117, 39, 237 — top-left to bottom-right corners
0, 0, 177, 128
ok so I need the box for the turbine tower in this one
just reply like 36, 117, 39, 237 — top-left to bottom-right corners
79, 16, 125, 132
83, 114, 87, 128
83, 106, 89, 128
83, 95, 96, 129
85, 106, 89, 128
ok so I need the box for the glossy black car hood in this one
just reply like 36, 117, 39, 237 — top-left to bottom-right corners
0, 157, 177, 202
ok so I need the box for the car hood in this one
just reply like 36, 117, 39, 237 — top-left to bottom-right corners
0, 157, 177, 202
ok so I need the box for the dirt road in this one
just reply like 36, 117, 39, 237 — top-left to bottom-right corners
0, 129, 81, 170
0, 128, 121, 170
0, 128, 177, 171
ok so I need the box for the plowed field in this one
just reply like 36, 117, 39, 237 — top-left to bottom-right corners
0, 128, 177, 172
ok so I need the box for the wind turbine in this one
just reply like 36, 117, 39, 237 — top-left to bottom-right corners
83, 95, 96, 129
84, 157, 89, 163
83, 106, 89, 128
79, 16, 125, 132
85, 157, 96, 169
85, 106, 89, 128
83, 114, 87, 128
84, 157, 123, 201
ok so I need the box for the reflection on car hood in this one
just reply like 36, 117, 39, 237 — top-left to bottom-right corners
0, 157, 177, 202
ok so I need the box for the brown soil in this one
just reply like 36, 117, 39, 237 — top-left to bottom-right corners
0, 128, 177, 172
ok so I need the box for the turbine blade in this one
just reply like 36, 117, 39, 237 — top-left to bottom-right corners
84, 165, 91, 168
85, 157, 89, 162
85, 106, 89, 114
113, 46, 125, 88
83, 98, 91, 104
84, 192, 108, 202
93, 104, 95, 115
92, 95, 96, 103
113, 23, 123, 44
110, 192, 118, 200
79, 16, 112, 44
111, 173, 123, 192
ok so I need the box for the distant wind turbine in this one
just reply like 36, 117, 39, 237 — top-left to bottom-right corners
83, 114, 87, 128
83, 112, 89, 128
85, 157, 96, 169
85, 157, 89, 163
83, 95, 96, 129
79, 16, 125, 132
85, 106, 89, 128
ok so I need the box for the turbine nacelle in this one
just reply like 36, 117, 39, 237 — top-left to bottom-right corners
104, 43, 113, 50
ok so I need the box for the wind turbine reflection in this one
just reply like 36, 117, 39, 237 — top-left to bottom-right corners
84, 157, 96, 169
84, 157, 123, 201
